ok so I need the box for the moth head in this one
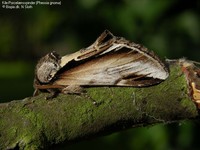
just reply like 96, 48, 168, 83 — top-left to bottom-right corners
35, 52, 61, 83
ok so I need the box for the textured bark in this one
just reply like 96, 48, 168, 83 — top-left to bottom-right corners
0, 62, 198, 150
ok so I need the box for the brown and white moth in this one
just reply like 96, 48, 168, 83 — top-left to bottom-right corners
33, 30, 169, 96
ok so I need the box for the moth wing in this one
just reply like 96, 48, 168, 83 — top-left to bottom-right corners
60, 30, 115, 67
53, 42, 169, 87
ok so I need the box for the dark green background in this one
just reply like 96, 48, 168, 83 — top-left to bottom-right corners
0, 0, 200, 149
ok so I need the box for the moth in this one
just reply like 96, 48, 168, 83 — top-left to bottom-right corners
33, 30, 169, 97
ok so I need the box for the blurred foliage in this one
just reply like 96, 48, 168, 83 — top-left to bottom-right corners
0, 0, 200, 149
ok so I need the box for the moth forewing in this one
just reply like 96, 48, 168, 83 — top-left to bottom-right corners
52, 41, 169, 88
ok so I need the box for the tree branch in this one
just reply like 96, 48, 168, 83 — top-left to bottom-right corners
0, 62, 198, 149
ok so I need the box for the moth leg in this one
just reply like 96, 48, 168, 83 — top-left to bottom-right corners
33, 88, 58, 100
61, 85, 86, 94
45, 89, 59, 100
33, 89, 40, 96
62, 86, 99, 105
46, 92, 58, 100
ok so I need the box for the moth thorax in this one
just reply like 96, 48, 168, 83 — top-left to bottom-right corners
37, 62, 60, 83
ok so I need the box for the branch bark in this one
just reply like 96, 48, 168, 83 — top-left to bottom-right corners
0, 62, 198, 149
